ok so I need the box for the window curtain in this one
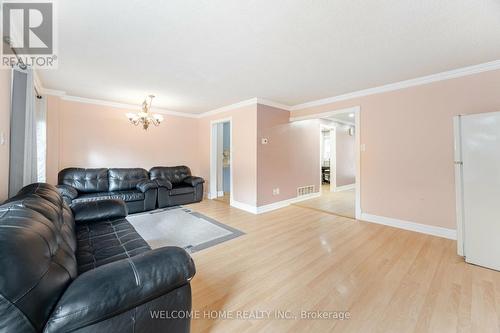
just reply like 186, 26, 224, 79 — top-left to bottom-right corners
8, 66, 38, 197
36, 96, 47, 182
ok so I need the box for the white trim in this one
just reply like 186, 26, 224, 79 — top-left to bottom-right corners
360, 213, 457, 240
200, 97, 292, 117
201, 98, 258, 117
334, 184, 355, 192
217, 123, 224, 193
61, 95, 199, 118
354, 109, 361, 219
255, 98, 292, 111
290, 106, 360, 122
257, 192, 321, 214
291, 59, 500, 111
210, 117, 234, 205
37, 59, 500, 118
230, 200, 258, 214
328, 118, 355, 127
42, 88, 66, 96
230, 192, 321, 214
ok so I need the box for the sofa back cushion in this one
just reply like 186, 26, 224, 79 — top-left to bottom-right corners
58, 168, 109, 193
108, 168, 149, 191
0, 183, 77, 332
150, 166, 192, 185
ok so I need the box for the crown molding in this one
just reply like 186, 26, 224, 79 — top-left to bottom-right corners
199, 98, 259, 117
59, 95, 199, 118
42, 88, 66, 96
290, 59, 500, 111
290, 106, 360, 122
255, 98, 292, 111
39, 59, 500, 117
197, 97, 292, 118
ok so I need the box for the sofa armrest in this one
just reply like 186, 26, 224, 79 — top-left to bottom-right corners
155, 179, 173, 190
183, 176, 204, 187
71, 199, 128, 223
136, 180, 158, 193
44, 247, 196, 333
56, 184, 78, 200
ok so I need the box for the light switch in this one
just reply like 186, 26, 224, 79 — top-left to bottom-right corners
360, 144, 366, 152
0, 132, 5, 145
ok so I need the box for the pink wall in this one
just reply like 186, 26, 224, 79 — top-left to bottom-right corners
335, 126, 355, 187
292, 69, 500, 229
0, 70, 10, 201
46, 97, 200, 184
257, 104, 320, 206
198, 105, 258, 206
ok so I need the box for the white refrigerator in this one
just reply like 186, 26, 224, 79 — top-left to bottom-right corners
454, 111, 500, 271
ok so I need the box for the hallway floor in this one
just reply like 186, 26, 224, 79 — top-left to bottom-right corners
293, 185, 355, 218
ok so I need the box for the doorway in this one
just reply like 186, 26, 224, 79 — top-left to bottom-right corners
210, 118, 232, 204
291, 106, 360, 219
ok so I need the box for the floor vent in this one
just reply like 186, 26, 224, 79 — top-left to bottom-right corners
297, 185, 315, 197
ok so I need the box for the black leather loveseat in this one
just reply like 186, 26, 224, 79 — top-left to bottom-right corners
57, 168, 158, 213
150, 166, 204, 208
0, 183, 195, 333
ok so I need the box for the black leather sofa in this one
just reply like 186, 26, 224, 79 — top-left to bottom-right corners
0, 183, 195, 333
57, 168, 158, 213
150, 166, 204, 208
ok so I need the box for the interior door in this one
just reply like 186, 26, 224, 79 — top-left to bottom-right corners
462, 111, 500, 271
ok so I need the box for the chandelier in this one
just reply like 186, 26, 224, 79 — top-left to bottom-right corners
126, 95, 164, 130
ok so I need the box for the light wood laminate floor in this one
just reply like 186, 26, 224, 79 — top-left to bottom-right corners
185, 198, 500, 333
294, 185, 356, 218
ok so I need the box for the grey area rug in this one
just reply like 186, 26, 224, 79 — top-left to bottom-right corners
127, 207, 244, 253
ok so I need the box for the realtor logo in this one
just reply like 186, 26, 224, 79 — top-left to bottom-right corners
1, 1, 57, 68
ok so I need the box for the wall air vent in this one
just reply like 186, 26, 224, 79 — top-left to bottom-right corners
297, 185, 315, 197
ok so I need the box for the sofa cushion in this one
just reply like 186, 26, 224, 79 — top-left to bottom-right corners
75, 218, 151, 273
58, 168, 109, 193
0, 183, 78, 332
170, 184, 195, 196
71, 199, 128, 224
108, 168, 149, 191
72, 190, 145, 203
150, 166, 192, 185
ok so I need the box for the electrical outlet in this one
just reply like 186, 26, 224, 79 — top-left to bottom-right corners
272, 188, 280, 195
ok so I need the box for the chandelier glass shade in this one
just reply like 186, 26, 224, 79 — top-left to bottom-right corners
126, 95, 164, 130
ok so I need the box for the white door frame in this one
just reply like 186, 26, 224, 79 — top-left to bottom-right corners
320, 124, 336, 192
291, 106, 361, 219
209, 117, 233, 204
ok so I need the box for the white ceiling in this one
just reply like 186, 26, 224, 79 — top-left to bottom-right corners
40, 0, 500, 113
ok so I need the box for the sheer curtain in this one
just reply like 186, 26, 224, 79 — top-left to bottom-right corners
8, 66, 40, 197
36, 96, 47, 182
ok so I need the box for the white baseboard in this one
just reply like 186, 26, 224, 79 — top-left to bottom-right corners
217, 191, 224, 197
230, 200, 258, 214
207, 192, 217, 200
333, 184, 355, 192
230, 192, 321, 215
359, 213, 457, 240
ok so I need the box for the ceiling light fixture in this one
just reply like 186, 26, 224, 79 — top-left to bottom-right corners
126, 95, 164, 130
348, 113, 354, 118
